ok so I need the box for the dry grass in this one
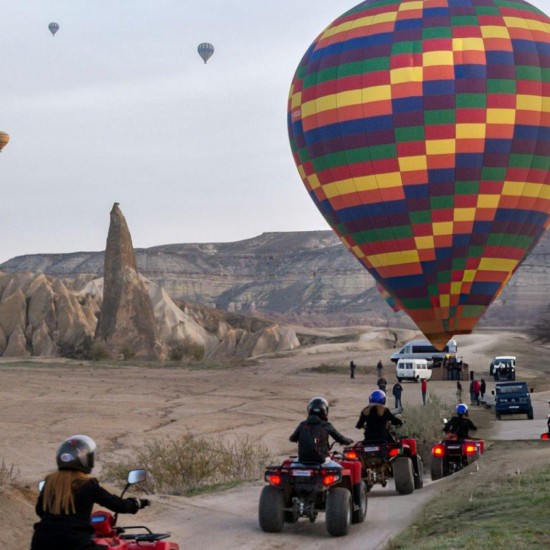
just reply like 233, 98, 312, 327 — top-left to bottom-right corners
102, 433, 271, 495
0, 460, 20, 487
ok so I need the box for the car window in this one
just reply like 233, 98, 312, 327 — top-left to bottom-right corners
496, 385, 526, 394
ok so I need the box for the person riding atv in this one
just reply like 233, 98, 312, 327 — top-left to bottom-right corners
355, 390, 403, 443
443, 404, 477, 440
289, 397, 353, 467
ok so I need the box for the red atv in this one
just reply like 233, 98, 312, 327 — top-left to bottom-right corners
431, 435, 485, 480
92, 469, 179, 550
343, 436, 424, 494
258, 449, 367, 537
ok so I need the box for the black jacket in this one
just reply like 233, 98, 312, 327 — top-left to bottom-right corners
356, 404, 402, 442
289, 415, 351, 463
444, 415, 477, 440
31, 477, 140, 550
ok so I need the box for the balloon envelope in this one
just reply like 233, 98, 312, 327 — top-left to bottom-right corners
288, 0, 550, 348
48, 22, 59, 36
0, 132, 10, 152
197, 42, 214, 64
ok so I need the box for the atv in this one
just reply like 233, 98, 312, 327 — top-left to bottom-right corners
92, 469, 179, 550
430, 435, 485, 480
258, 449, 367, 537
343, 436, 423, 495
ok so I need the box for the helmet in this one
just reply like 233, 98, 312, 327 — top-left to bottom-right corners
369, 390, 386, 405
56, 435, 96, 473
456, 403, 468, 415
307, 397, 329, 420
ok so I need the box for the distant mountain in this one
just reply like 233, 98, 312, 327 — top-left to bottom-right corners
2, 230, 549, 329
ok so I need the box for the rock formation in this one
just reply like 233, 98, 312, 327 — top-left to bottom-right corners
93, 203, 164, 360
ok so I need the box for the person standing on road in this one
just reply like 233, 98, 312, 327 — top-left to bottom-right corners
480, 379, 486, 401
421, 378, 428, 405
456, 380, 463, 404
473, 379, 481, 405
392, 381, 403, 412
350, 360, 356, 379
376, 360, 383, 377
377, 376, 387, 393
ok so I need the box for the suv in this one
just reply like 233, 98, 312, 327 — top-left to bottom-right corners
493, 381, 533, 420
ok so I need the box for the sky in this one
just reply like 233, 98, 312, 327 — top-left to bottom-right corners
0, 0, 346, 262
2, 0, 550, 264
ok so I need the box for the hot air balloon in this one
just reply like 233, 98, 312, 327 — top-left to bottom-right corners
288, 0, 550, 349
197, 42, 214, 64
376, 282, 402, 313
0, 132, 10, 153
48, 22, 59, 36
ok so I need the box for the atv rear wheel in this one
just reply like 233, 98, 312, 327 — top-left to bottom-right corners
326, 487, 352, 537
393, 457, 415, 494
258, 485, 285, 533
430, 456, 445, 480
352, 481, 367, 524
413, 456, 424, 489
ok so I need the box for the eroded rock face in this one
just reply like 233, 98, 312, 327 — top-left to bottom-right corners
93, 204, 164, 360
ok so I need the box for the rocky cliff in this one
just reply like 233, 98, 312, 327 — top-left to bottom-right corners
2, 230, 549, 329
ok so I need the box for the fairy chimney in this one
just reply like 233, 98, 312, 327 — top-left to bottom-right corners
94, 203, 164, 360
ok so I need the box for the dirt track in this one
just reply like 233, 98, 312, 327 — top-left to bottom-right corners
1, 328, 548, 549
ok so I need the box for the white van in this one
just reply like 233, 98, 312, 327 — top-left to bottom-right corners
390, 339, 457, 366
396, 359, 432, 382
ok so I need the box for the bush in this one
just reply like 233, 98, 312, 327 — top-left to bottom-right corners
90, 342, 110, 361
168, 340, 205, 363
102, 433, 270, 495
0, 459, 20, 487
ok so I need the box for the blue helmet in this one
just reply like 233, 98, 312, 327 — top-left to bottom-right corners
369, 390, 386, 405
456, 403, 468, 415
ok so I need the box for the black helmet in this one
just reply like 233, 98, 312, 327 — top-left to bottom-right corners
56, 434, 96, 473
307, 397, 329, 420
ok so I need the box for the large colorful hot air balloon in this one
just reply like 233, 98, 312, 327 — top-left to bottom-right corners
48, 22, 59, 36
0, 132, 10, 153
197, 42, 214, 64
288, 0, 550, 348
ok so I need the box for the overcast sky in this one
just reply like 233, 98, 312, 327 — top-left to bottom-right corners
2, 0, 550, 264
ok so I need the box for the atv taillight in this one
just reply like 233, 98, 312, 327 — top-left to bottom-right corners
432, 444, 445, 457
541, 433, 549, 440
464, 443, 477, 455
389, 448, 400, 458
323, 474, 338, 486
344, 450, 358, 460
267, 474, 281, 486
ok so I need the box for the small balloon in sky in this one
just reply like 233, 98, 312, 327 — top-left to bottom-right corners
48, 22, 59, 36
197, 42, 214, 64
0, 132, 10, 153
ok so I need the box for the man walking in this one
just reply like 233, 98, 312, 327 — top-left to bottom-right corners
421, 378, 428, 406
392, 381, 403, 412
350, 360, 356, 379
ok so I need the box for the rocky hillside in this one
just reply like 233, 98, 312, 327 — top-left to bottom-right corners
2, 230, 550, 329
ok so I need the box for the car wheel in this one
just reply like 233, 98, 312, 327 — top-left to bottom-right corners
258, 485, 285, 533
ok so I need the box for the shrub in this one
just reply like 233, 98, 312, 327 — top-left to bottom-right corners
0, 459, 20, 487
102, 433, 270, 495
90, 342, 110, 361
168, 340, 205, 363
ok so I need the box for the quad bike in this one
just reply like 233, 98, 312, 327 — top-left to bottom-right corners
343, 434, 423, 495
430, 434, 485, 480
91, 469, 179, 550
258, 447, 367, 537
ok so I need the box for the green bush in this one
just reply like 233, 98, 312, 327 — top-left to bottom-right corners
168, 340, 205, 363
102, 433, 270, 495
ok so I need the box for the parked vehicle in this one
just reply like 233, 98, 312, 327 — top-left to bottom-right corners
492, 381, 533, 420
343, 435, 423, 494
92, 470, 179, 550
258, 448, 367, 537
396, 358, 432, 382
490, 356, 516, 381
390, 339, 457, 366
431, 434, 484, 480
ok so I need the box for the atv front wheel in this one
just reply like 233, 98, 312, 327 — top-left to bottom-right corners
258, 485, 285, 533
326, 487, 352, 537
352, 481, 368, 524
393, 457, 415, 494
430, 456, 445, 480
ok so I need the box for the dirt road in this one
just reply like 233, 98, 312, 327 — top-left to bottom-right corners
1, 327, 548, 549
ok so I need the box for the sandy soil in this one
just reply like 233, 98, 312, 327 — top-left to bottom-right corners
0, 327, 548, 550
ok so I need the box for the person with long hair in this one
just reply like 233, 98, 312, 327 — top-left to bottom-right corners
356, 390, 403, 443
31, 434, 150, 550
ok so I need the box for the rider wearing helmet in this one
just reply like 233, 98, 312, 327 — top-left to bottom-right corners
443, 404, 478, 440
356, 390, 403, 443
289, 397, 353, 465
31, 435, 150, 550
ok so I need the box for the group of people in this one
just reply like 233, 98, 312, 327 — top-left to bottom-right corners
469, 378, 486, 405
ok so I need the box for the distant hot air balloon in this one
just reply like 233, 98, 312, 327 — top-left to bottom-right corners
288, 0, 550, 349
197, 42, 214, 64
48, 22, 59, 36
0, 132, 10, 153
